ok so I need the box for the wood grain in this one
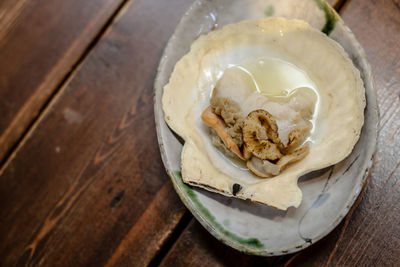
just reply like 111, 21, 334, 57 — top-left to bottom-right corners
0, 0, 194, 266
0, 0, 127, 164
160, 0, 400, 266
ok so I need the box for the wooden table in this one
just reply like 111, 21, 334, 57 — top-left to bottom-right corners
0, 0, 399, 266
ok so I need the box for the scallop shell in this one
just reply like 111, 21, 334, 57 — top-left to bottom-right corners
162, 18, 365, 210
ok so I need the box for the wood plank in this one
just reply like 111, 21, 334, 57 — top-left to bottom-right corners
0, 0, 194, 266
160, 0, 400, 265
0, 0, 127, 163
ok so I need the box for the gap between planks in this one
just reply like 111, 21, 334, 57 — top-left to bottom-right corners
0, 0, 134, 175
147, 210, 193, 267
332, 0, 349, 12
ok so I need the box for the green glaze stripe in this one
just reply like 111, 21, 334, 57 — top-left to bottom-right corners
174, 171, 264, 249
264, 5, 275, 17
314, 0, 338, 35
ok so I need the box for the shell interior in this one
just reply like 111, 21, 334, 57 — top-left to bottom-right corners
162, 18, 365, 210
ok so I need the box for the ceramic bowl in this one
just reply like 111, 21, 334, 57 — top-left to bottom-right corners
154, 0, 378, 255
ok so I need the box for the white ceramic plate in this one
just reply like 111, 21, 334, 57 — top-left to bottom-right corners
154, 0, 378, 256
